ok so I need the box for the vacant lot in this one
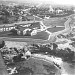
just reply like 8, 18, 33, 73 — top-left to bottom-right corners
31, 31, 49, 40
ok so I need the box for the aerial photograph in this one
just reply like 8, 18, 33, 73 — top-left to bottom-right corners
0, 0, 75, 75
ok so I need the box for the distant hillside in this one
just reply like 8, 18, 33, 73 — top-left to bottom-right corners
0, 0, 36, 7
0, 0, 74, 9
0, 0, 18, 5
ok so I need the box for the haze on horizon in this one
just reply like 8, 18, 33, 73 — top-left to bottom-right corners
3, 0, 75, 6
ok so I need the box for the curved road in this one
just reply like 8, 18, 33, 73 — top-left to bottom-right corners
45, 14, 75, 43
33, 14, 75, 43
0, 14, 74, 44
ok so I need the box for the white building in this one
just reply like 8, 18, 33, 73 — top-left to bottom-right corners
73, 9, 75, 13
56, 9, 63, 14
31, 30, 37, 36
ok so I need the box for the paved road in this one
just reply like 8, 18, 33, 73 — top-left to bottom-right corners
0, 52, 9, 75
46, 14, 75, 42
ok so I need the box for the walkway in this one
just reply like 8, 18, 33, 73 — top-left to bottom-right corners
0, 52, 9, 75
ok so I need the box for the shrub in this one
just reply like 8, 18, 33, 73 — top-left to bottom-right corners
10, 29, 17, 35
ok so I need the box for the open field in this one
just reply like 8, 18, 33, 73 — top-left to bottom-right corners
43, 17, 67, 27
0, 37, 47, 45
0, 16, 67, 28
47, 27, 65, 33
0, 31, 49, 40
0, 14, 73, 42
0, 17, 66, 41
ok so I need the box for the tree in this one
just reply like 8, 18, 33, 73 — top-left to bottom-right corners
0, 40, 5, 48
1, 9, 10, 23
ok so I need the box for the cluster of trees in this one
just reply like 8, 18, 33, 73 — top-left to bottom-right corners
31, 43, 74, 62
30, 6, 75, 18
0, 4, 27, 24
0, 40, 5, 48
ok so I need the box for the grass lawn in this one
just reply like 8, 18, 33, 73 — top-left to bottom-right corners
43, 17, 67, 27
0, 16, 68, 41
9, 31, 49, 40
0, 31, 10, 35
0, 31, 49, 40
30, 31, 49, 40
47, 27, 65, 33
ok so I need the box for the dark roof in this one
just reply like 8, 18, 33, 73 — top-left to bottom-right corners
16, 22, 41, 31
26, 15, 34, 20
29, 22, 40, 29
